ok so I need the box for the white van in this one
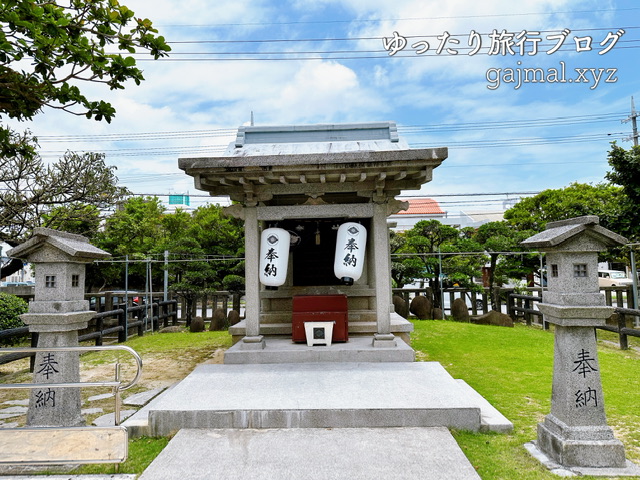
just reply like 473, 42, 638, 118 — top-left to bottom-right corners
597, 270, 633, 287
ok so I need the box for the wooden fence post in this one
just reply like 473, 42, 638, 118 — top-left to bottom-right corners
95, 317, 104, 346
617, 311, 629, 350
29, 332, 38, 372
117, 304, 127, 343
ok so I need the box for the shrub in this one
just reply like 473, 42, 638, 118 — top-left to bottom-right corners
0, 292, 28, 345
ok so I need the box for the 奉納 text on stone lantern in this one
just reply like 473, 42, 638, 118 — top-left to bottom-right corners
8, 228, 110, 427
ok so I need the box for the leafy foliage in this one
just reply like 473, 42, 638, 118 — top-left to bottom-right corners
0, 133, 129, 276
0, 292, 28, 345
606, 142, 640, 241
389, 230, 424, 288
404, 220, 484, 307
0, 1, 168, 279
503, 182, 624, 233
91, 199, 245, 313
0, 146, 128, 239
606, 143, 640, 202
0, 0, 170, 122
473, 221, 537, 309
503, 181, 630, 267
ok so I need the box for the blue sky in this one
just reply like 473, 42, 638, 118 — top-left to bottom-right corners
9, 0, 640, 217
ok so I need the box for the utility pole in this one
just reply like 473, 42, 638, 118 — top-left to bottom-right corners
622, 96, 639, 146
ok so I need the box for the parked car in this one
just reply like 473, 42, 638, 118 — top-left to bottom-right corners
598, 270, 633, 287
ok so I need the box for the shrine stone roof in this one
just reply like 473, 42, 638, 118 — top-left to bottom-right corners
179, 122, 447, 204
8, 228, 110, 263
521, 216, 628, 250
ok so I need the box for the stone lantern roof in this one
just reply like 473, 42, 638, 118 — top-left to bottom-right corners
521, 216, 628, 251
179, 121, 448, 205
8, 227, 110, 263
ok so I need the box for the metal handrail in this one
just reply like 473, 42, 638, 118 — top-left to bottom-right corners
0, 345, 142, 425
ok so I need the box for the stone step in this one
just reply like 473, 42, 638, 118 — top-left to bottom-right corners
223, 335, 415, 364
133, 361, 513, 436
138, 427, 482, 480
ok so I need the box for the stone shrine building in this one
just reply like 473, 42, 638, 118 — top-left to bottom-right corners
179, 122, 447, 362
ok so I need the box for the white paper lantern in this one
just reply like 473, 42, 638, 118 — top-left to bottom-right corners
259, 228, 290, 288
334, 222, 367, 285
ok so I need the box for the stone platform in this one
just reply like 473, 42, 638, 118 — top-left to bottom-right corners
123, 362, 513, 437
224, 335, 415, 364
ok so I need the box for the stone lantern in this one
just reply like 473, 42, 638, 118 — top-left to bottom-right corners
8, 228, 110, 427
522, 216, 636, 472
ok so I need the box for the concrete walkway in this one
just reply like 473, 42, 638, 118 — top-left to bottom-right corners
139, 427, 482, 480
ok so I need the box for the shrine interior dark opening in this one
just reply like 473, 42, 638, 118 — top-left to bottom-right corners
275, 218, 369, 286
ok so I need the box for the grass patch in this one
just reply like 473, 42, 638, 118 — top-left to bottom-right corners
411, 319, 640, 479
5, 323, 639, 477
77, 436, 170, 475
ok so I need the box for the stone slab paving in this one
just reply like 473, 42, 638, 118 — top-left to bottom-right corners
139, 427, 481, 480
1, 406, 28, 414
80, 408, 103, 416
0, 407, 27, 420
2, 399, 29, 406
122, 388, 163, 407
87, 393, 114, 402
92, 410, 137, 427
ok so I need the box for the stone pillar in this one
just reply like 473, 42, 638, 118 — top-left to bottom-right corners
241, 206, 265, 349
521, 216, 633, 471
536, 304, 626, 468
23, 311, 93, 427
371, 202, 396, 347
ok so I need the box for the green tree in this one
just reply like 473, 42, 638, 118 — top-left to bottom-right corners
0, 0, 170, 123
41, 203, 102, 239
0, 145, 129, 277
504, 182, 629, 269
91, 200, 245, 304
1, 0, 168, 276
0, 292, 28, 345
164, 237, 214, 327
90, 196, 165, 290
404, 220, 483, 308
390, 229, 424, 288
504, 182, 624, 234
158, 205, 244, 324
473, 221, 536, 310
605, 142, 640, 240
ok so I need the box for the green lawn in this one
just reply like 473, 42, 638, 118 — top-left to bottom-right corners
411, 320, 640, 480
73, 321, 640, 478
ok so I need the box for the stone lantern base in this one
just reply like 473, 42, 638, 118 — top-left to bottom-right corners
537, 414, 626, 468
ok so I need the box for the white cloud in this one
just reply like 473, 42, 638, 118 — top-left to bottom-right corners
258, 61, 382, 123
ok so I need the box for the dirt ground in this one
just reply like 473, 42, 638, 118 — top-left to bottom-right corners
0, 340, 227, 427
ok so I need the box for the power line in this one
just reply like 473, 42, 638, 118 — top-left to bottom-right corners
159, 8, 640, 28
33, 112, 626, 144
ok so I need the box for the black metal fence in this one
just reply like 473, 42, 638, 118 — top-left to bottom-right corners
394, 285, 640, 350
0, 298, 178, 370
